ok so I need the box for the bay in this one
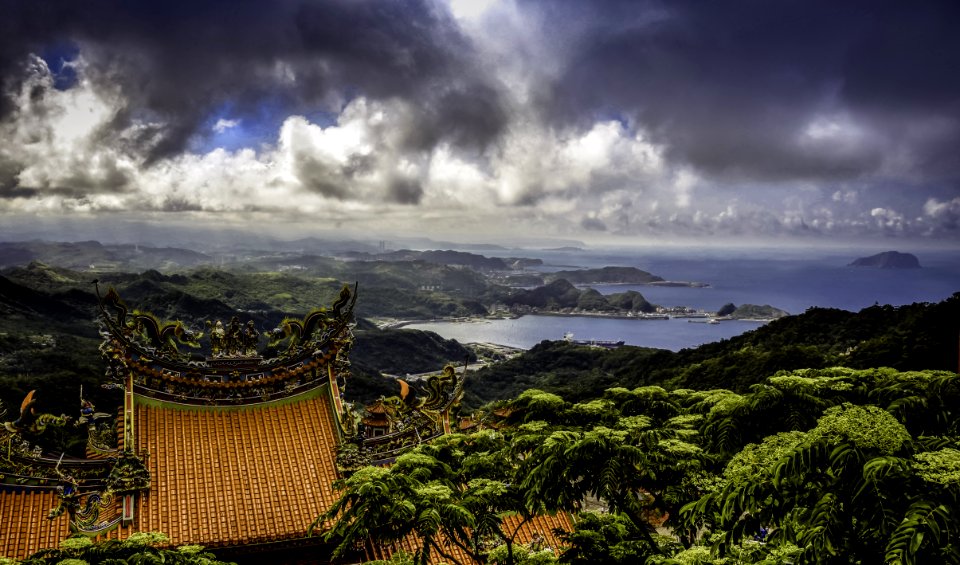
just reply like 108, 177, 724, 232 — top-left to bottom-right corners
407, 246, 960, 352
405, 315, 765, 352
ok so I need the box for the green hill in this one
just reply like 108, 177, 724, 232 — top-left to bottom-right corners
486, 279, 656, 313
463, 293, 960, 406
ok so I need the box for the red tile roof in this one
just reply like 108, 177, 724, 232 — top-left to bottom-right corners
363, 512, 574, 564
132, 386, 342, 548
0, 489, 70, 559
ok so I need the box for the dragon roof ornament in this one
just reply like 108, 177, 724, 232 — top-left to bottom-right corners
95, 281, 358, 405
0, 391, 138, 536
337, 361, 467, 472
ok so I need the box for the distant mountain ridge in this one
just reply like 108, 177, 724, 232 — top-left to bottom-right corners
0, 265, 476, 412
339, 249, 543, 270
0, 240, 212, 270
849, 251, 920, 269
0, 273, 99, 340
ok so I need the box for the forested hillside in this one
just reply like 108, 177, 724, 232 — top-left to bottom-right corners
464, 293, 960, 406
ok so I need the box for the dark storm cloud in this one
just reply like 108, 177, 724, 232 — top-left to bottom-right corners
401, 82, 509, 151
159, 196, 203, 213
580, 216, 607, 232
0, 157, 22, 197
533, 0, 960, 183
293, 152, 351, 201
0, 0, 506, 162
387, 176, 423, 204
0, 187, 38, 200
1, 185, 92, 199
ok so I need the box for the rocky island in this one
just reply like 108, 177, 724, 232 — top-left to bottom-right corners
849, 251, 921, 269
545, 266, 663, 284
535, 266, 708, 287
719, 303, 789, 320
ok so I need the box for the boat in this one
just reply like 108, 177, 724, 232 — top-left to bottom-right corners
638, 313, 670, 320
563, 332, 625, 348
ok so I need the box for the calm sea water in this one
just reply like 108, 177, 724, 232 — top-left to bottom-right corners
407, 316, 765, 351
408, 246, 960, 352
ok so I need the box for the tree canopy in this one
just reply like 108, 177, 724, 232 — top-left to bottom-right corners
322, 367, 960, 564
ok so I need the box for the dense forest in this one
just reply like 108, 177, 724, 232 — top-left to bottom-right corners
324, 367, 960, 564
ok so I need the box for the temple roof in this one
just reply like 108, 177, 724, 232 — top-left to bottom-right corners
366, 400, 390, 415
0, 385, 343, 559
0, 283, 575, 562
132, 386, 342, 547
0, 490, 69, 558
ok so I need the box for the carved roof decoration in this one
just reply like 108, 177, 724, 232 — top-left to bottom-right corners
95, 282, 357, 405
338, 364, 467, 471
0, 391, 148, 544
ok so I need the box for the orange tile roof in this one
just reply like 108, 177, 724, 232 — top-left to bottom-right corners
132, 386, 342, 548
363, 512, 574, 564
0, 489, 70, 559
2, 385, 575, 563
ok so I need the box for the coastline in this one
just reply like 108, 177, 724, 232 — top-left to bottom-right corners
533, 311, 671, 320
572, 280, 710, 288
376, 309, 778, 330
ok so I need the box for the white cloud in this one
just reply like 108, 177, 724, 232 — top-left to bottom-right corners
212, 118, 240, 133
832, 189, 858, 204
870, 207, 906, 231
801, 114, 863, 144
0, 56, 136, 197
922, 197, 960, 233
447, 0, 499, 21
924, 197, 960, 218
672, 170, 697, 208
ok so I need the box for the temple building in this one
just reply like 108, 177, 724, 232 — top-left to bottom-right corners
0, 284, 570, 562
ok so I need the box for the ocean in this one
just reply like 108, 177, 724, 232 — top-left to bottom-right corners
406, 246, 960, 351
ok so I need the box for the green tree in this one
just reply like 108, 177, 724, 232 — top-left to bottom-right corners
319, 430, 546, 565
556, 511, 655, 564
683, 402, 960, 564
18, 532, 233, 564
511, 389, 706, 558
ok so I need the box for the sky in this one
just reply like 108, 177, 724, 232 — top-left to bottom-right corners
0, 0, 958, 247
